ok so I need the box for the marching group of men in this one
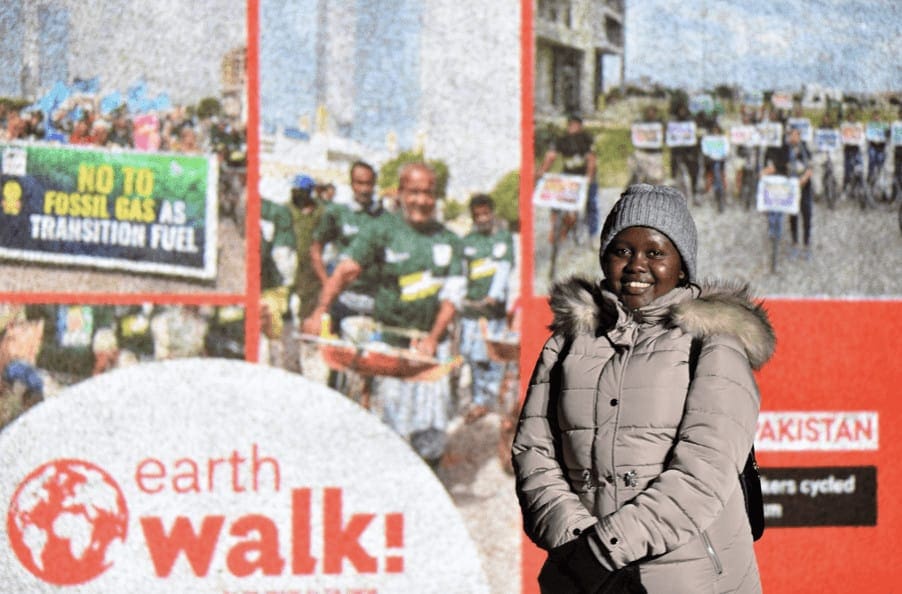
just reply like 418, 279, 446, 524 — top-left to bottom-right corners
261, 160, 516, 467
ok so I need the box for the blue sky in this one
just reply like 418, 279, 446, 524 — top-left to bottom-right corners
624, 0, 901, 93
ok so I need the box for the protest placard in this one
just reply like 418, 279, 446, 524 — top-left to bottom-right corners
701, 135, 730, 160
757, 175, 801, 214
0, 144, 217, 279
630, 122, 664, 149
666, 121, 697, 147
771, 91, 794, 110
814, 128, 842, 152
892, 121, 902, 146
730, 125, 761, 147
532, 172, 588, 212
758, 122, 784, 147
865, 121, 888, 143
840, 122, 865, 145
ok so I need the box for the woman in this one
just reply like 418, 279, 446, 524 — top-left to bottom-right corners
513, 184, 775, 593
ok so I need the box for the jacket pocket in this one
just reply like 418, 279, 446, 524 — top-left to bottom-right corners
700, 530, 723, 576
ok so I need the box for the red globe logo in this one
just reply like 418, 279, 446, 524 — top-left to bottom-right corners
7, 459, 128, 585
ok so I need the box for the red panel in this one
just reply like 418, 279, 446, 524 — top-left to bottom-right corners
518, 297, 902, 593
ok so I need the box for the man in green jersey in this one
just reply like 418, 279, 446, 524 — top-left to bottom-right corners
303, 163, 465, 466
459, 194, 515, 422
310, 160, 387, 330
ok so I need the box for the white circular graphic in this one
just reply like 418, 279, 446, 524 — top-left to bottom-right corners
0, 359, 490, 593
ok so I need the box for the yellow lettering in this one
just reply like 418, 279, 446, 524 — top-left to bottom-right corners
95, 164, 115, 194
77, 164, 95, 193
136, 168, 154, 196
122, 167, 136, 195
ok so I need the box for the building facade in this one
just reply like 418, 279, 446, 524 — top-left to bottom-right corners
534, 0, 624, 119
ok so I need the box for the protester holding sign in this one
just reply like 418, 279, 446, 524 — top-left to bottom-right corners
538, 114, 598, 244
514, 185, 774, 593
763, 127, 813, 260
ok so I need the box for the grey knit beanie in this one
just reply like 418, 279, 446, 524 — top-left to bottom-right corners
599, 184, 698, 281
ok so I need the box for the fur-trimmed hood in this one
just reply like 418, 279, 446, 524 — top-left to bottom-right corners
549, 276, 776, 369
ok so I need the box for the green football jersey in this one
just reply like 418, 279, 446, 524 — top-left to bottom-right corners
346, 213, 463, 332
313, 200, 386, 294
461, 226, 515, 318
260, 199, 297, 290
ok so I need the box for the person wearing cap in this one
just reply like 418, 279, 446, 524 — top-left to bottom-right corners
287, 174, 326, 323
302, 162, 465, 467
258, 175, 303, 366
513, 184, 775, 593
538, 114, 599, 245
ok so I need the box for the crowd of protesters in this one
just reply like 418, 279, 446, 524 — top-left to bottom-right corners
0, 96, 246, 163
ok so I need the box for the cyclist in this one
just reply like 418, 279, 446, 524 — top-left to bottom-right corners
763, 127, 813, 260
538, 114, 598, 244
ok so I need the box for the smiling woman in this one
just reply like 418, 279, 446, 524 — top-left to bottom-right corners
513, 184, 775, 593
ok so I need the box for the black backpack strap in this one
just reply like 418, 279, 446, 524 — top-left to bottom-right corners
687, 334, 765, 541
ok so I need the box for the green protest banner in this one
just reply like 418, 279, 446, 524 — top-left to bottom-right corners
0, 143, 217, 280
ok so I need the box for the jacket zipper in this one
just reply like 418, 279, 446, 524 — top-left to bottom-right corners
701, 530, 723, 575
606, 330, 634, 509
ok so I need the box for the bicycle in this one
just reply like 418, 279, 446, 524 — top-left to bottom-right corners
820, 152, 839, 210
868, 156, 891, 204
846, 159, 874, 210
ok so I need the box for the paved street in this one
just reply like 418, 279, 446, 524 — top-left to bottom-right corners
534, 187, 902, 299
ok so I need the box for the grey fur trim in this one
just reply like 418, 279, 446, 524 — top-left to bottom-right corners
548, 277, 776, 369
548, 276, 615, 337
671, 280, 776, 369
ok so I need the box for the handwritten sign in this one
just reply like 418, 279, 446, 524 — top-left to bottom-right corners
840, 122, 865, 145
814, 128, 841, 152
666, 121, 697, 147
631, 122, 664, 149
532, 172, 588, 212
701, 135, 730, 160
865, 122, 888, 143
757, 175, 801, 214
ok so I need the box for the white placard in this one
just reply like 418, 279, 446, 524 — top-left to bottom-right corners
532, 172, 588, 212
665, 121, 697, 147
631, 122, 664, 149
757, 175, 801, 214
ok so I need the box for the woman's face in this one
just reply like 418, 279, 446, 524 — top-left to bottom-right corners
601, 226, 685, 310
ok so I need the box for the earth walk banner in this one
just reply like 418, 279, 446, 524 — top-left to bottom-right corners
0, 143, 218, 280
0, 360, 489, 593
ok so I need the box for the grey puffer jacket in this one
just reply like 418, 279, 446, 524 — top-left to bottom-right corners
513, 277, 775, 594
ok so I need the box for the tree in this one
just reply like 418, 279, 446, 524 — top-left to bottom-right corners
195, 97, 222, 120
489, 170, 520, 228
378, 150, 449, 199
